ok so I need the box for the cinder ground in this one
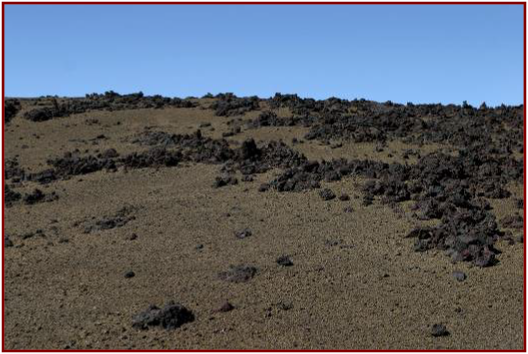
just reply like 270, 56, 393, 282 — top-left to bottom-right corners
3, 99, 524, 350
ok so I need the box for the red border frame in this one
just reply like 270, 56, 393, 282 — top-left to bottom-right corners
1, 1, 527, 353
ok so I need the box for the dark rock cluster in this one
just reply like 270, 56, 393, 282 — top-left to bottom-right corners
210, 93, 260, 117
5, 185, 21, 207
132, 301, 195, 330
5, 99, 21, 124
260, 93, 523, 152
81, 206, 137, 233
23, 189, 59, 205
23, 92, 197, 122
5, 158, 27, 182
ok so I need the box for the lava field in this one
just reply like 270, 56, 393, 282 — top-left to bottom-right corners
3, 92, 525, 350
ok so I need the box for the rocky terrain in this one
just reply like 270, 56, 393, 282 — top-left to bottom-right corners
3, 92, 524, 349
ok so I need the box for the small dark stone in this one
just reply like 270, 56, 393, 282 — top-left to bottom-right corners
129, 233, 138, 241
234, 228, 252, 239
213, 175, 238, 188
21, 232, 35, 240
132, 301, 194, 330
474, 246, 496, 267
277, 301, 293, 311
124, 271, 136, 279
4, 235, 13, 248
195, 244, 204, 250
83, 206, 136, 233
338, 194, 350, 201
23, 189, 46, 205
319, 188, 336, 201
276, 255, 294, 267
258, 183, 270, 192
431, 324, 449, 337
218, 265, 257, 283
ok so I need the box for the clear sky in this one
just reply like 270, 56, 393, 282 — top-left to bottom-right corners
5, 4, 524, 106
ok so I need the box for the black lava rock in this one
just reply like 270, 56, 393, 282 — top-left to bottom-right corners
338, 194, 350, 201
431, 324, 450, 337
213, 175, 238, 188
132, 301, 195, 330
319, 189, 336, 201
276, 255, 294, 267
4, 235, 13, 248
234, 228, 252, 239
218, 265, 257, 283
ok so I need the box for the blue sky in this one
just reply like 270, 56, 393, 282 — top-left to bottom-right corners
5, 4, 524, 106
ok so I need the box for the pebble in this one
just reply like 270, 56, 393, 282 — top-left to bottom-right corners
431, 324, 450, 337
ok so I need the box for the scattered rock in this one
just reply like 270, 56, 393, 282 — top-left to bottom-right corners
124, 271, 135, 279
5, 99, 21, 124
234, 228, 252, 239
24, 93, 196, 123
5, 185, 21, 207
431, 324, 450, 337
258, 183, 270, 192
218, 265, 257, 283
276, 255, 294, 267
23, 189, 59, 205
82, 206, 136, 233
5, 158, 26, 182
132, 301, 195, 330
213, 175, 238, 188
210, 93, 260, 117
4, 235, 13, 248
121, 148, 181, 169
338, 193, 350, 201
319, 189, 336, 201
